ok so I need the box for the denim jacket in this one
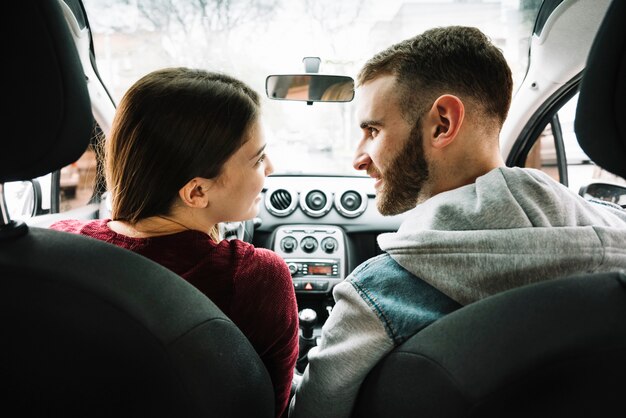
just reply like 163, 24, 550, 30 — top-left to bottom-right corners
289, 253, 460, 418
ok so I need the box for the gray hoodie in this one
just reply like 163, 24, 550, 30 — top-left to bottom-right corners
290, 167, 626, 418
378, 167, 626, 305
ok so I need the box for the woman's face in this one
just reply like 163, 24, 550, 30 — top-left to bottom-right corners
209, 119, 274, 222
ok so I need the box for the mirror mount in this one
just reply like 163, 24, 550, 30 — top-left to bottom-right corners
303, 57, 321, 74
303, 57, 321, 104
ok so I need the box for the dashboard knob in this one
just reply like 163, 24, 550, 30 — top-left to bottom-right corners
322, 237, 337, 253
301, 237, 318, 253
281, 236, 297, 253
288, 263, 298, 275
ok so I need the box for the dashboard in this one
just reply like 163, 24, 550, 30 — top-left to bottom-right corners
251, 175, 408, 322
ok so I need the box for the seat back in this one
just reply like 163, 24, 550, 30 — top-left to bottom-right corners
0, 1, 274, 416
353, 271, 626, 418
574, 0, 626, 178
1, 229, 274, 417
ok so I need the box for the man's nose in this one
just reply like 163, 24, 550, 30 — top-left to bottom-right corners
352, 151, 370, 171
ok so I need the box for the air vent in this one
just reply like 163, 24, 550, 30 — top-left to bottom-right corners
265, 189, 298, 217
300, 189, 332, 218
335, 190, 367, 218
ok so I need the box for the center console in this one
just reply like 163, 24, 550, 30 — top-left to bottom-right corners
272, 224, 347, 294
272, 224, 347, 350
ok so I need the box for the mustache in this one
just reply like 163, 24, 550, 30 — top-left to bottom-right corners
367, 167, 381, 178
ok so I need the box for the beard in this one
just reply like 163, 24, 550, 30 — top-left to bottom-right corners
376, 119, 430, 215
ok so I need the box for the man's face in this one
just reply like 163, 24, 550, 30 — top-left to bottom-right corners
353, 75, 430, 215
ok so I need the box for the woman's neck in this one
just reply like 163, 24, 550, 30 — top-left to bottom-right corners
108, 214, 193, 238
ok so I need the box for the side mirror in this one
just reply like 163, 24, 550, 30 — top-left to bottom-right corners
3, 179, 44, 219
265, 74, 355, 104
579, 181, 626, 208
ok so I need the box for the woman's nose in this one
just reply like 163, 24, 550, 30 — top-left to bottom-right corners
265, 155, 275, 176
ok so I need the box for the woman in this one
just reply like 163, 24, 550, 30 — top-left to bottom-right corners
51, 68, 299, 418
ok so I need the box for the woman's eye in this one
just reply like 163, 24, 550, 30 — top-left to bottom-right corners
255, 154, 266, 166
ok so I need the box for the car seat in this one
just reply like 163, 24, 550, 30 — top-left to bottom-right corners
0, 1, 274, 417
352, 271, 626, 418
574, 0, 626, 179
352, 0, 626, 416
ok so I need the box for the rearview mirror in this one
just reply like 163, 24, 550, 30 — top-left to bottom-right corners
266, 74, 354, 103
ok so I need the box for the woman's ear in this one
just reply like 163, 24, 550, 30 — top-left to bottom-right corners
179, 177, 212, 208
425, 94, 465, 149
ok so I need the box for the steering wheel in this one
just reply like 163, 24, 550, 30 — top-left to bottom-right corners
220, 219, 259, 243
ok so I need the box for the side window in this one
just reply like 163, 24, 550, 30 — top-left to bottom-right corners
524, 92, 626, 194
3, 136, 102, 221
59, 145, 99, 212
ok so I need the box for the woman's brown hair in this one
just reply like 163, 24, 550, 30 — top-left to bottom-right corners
105, 67, 260, 233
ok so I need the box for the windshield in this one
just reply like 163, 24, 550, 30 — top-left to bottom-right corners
83, 0, 542, 175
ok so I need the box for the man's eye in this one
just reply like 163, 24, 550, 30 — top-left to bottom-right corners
369, 127, 379, 137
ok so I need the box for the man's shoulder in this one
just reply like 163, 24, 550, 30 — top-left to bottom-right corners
346, 253, 461, 345
349, 253, 414, 284
348, 253, 457, 304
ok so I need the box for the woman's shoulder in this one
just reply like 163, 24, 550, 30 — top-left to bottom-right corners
225, 239, 289, 270
227, 239, 296, 307
50, 218, 110, 235
221, 240, 291, 285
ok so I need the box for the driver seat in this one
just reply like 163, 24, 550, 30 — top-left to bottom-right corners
0, 1, 274, 416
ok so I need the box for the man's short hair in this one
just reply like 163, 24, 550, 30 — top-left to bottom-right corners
357, 26, 513, 126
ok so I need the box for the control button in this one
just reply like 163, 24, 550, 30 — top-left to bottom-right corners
342, 192, 361, 210
287, 263, 298, 275
301, 236, 318, 253
313, 281, 329, 290
321, 237, 338, 253
293, 281, 303, 290
281, 236, 297, 253
304, 282, 314, 291
307, 191, 326, 210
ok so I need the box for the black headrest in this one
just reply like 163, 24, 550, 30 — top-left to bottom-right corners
574, 0, 626, 179
2, 0, 93, 182
353, 271, 626, 418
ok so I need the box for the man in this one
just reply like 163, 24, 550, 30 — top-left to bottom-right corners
288, 26, 626, 418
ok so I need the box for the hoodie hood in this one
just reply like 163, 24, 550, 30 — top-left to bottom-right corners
377, 167, 626, 305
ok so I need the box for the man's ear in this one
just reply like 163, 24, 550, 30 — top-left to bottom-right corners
178, 177, 212, 208
425, 94, 465, 149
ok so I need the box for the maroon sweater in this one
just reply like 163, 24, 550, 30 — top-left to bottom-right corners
50, 219, 299, 418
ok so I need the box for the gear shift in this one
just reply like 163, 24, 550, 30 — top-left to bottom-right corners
296, 308, 317, 374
